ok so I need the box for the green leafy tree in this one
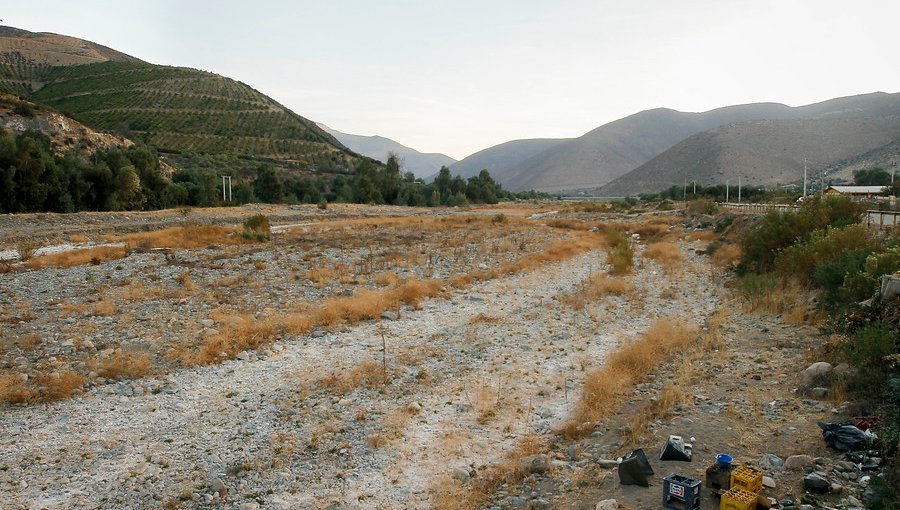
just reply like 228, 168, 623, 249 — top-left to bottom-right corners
853, 167, 892, 186
252, 164, 284, 203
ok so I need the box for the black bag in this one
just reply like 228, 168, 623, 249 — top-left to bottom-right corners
818, 422, 870, 452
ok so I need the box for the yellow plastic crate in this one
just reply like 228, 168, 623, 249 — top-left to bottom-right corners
720, 488, 756, 510
730, 465, 763, 494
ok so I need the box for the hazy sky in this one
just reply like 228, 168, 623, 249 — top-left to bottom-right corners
5, 1, 899, 159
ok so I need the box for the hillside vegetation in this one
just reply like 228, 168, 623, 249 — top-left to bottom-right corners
0, 27, 356, 173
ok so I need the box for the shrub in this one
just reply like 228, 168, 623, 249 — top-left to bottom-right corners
687, 198, 717, 215
92, 350, 152, 380
492, 213, 507, 224
713, 214, 736, 234
242, 214, 271, 241
843, 323, 896, 377
712, 243, 742, 268
741, 195, 866, 272
13, 102, 35, 118
16, 240, 39, 262
775, 224, 875, 284
604, 230, 634, 275
317, 200, 328, 210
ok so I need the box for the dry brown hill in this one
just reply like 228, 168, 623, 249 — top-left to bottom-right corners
497, 92, 900, 193
598, 116, 900, 195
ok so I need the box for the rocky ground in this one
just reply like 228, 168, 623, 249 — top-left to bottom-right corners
0, 205, 870, 510
482, 309, 874, 510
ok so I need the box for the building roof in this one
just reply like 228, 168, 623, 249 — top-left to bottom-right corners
825, 185, 887, 194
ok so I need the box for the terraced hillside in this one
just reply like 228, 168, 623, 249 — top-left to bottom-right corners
0, 27, 356, 172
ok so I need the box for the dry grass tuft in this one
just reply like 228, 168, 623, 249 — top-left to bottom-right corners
91, 299, 117, 316
92, 350, 152, 380
644, 242, 683, 271
570, 317, 698, 431
194, 315, 279, 364
0, 372, 31, 404
429, 434, 547, 510
25, 245, 127, 269
124, 224, 243, 250
319, 360, 387, 393
35, 370, 86, 401
712, 244, 742, 268
69, 234, 89, 243
561, 273, 633, 310
468, 313, 501, 324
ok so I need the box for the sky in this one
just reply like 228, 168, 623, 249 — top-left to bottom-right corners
4, 1, 899, 159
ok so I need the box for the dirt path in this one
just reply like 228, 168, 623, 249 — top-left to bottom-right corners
1, 239, 721, 510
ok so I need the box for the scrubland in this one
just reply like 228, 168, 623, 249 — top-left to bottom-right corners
0, 203, 727, 510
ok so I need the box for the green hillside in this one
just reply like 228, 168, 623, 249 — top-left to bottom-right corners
0, 29, 357, 172
18, 61, 353, 170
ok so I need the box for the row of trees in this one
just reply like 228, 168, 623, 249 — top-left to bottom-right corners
0, 130, 179, 213
0, 130, 537, 213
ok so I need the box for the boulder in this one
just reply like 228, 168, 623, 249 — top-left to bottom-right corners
596, 499, 619, 510
803, 473, 829, 493
800, 362, 833, 388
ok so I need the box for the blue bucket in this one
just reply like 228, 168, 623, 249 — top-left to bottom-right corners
716, 454, 733, 468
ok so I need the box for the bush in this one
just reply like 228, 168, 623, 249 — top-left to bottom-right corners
13, 102, 35, 118
242, 214, 270, 241
775, 224, 874, 284
844, 323, 897, 383
741, 195, 866, 272
491, 213, 507, 224
687, 198, 717, 215
317, 200, 327, 210
713, 214, 736, 234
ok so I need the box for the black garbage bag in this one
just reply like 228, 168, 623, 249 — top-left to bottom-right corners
818, 422, 871, 452
619, 448, 654, 487
660, 435, 692, 462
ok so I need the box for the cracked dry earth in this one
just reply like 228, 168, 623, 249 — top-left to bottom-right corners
1, 238, 721, 510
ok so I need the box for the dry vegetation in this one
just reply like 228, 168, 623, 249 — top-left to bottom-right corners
560, 273, 633, 310
566, 317, 699, 435
643, 241, 684, 271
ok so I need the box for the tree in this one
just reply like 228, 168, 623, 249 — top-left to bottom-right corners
253, 164, 283, 203
853, 167, 891, 186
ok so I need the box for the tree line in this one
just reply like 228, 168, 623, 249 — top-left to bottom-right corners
0, 129, 540, 213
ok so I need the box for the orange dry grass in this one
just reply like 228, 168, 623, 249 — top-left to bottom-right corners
0, 369, 86, 403
0, 372, 31, 404
561, 274, 633, 310
124, 224, 242, 249
712, 244, 742, 268
501, 233, 602, 275
319, 360, 387, 393
305, 267, 337, 286
569, 317, 697, 433
35, 370, 86, 401
430, 434, 547, 510
195, 314, 279, 364
92, 350, 152, 380
25, 245, 127, 269
644, 242, 684, 270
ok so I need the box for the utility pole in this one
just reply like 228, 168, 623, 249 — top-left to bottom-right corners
726, 180, 729, 202
221, 176, 232, 202
683, 179, 687, 204
803, 158, 808, 197
738, 176, 742, 204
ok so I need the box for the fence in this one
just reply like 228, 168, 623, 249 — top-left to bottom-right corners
867, 210, 900, 229
719, 203, 900, 230
717, 202, 799, 214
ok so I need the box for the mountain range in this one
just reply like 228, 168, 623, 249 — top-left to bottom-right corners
3, 25, 898, 197
452, 93, 900, 194
317, 123, 455, 179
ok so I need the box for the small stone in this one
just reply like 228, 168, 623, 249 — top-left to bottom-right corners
380, 311, 397, 320
529, 498, 551, 509
523, 454, 550, 474
784, 454, 815, 470
760, 453, 784, 470
830, 482, 843, 493
200, 319, 215, 328
803, 473, 829, 493
763, 476, 776, 488
452, 467, 470, 483
595, 499, 619, 510
236, 351, 251, 361
239, 504, 260, 510
311, 330, 326, 338
208, 477, 227, 495
848, 495, 862, 507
